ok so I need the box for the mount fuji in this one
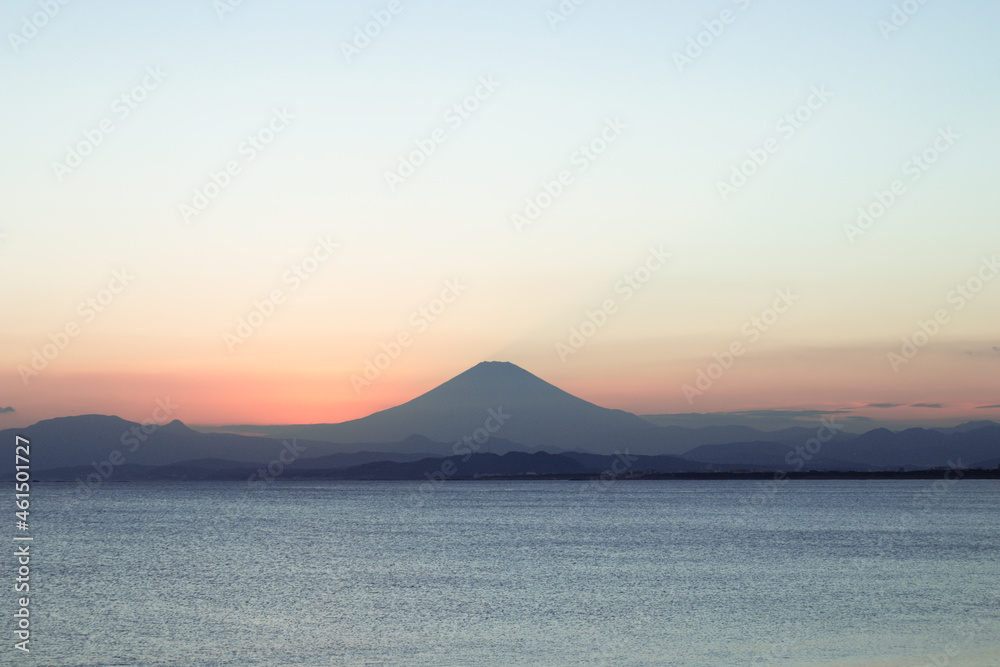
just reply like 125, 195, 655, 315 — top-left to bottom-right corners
221, 361, 662, 454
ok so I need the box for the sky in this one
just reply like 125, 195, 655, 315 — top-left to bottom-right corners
1, 0, 998, 429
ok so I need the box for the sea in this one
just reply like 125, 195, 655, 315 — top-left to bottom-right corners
8, 479, 1000, 666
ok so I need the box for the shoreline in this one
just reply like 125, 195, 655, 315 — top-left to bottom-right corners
14, 468, 1000, 483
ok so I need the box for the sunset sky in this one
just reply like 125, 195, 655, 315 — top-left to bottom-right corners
2, 0, 998, 429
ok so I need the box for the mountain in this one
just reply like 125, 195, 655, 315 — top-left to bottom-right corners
651, 424, 856, 451
683, 424, 1000, 471
207, 363, 870, 455
818, 424, 1000, 469
559, 451, 708, 474
6, 362, 998, 475
0, 405, 602, 478
27, 451, 696, 481
212, 361, 666, 454
329, 451, 590, 479
0, 415, 278, 474
931, 420, 1000, 434
0, 415, 444, 478
682, 441, 867, 471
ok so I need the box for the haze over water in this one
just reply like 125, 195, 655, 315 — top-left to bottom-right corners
21, 480, 1000, 666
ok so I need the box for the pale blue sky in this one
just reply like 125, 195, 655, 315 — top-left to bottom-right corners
2, 0, 998, 425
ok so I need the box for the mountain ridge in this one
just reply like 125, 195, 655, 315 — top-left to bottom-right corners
5, 362, 998, 474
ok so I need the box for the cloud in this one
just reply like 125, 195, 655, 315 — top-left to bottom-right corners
727, 409, 851, 417
639, 408, 857, 432
976, 404, 1000, 409
0, 406, 14, 414
963, 346, 1000, 357
867, 402, 943, 409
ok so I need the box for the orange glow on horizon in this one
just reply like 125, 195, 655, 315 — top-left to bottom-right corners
2, 360, 997, 431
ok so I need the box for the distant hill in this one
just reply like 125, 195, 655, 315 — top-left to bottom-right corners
559, 451, 708, 474
0, 416, 444, 478
330, 451, 590, 479
818, 424, 1000, 469
0, 409, 597, 479
683, 424, 1000, 471
931, 420, 1000, 434
682, 441, 867, 471
0, 415, 278, 476
651, 424, 856, 453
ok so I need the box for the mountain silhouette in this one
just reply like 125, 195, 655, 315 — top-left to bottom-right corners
224, 361, 661, 453
820, 424, 1000, 469
0, 414, 308, 476
5, 361, 999, 475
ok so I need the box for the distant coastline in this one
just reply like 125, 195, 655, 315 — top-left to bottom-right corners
458, 468, 1000, 481
17, 466, 1000, 484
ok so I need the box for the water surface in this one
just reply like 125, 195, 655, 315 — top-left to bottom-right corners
12, 479, 1000, 665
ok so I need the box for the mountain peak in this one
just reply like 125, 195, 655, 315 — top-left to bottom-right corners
947, 420, 999, 433
275, 360, 657, 452
161, 419, 195, 433
465, 360, 528, 375
425, 361, 578, 405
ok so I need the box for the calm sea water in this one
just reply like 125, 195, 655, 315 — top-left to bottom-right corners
8, 480, 999, 666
